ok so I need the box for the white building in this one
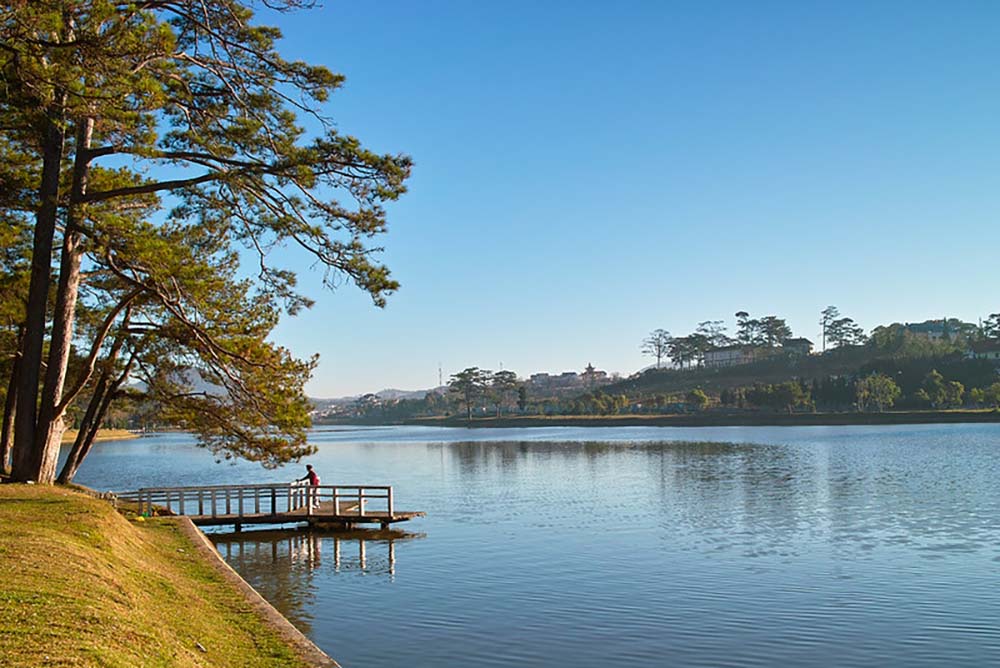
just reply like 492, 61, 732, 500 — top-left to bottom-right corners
967, 340, 1000, 363
703, 345, 752, 368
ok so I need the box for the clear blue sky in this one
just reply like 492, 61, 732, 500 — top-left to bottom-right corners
260, 1, 1000, 397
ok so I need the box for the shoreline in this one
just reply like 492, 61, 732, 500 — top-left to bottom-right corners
386, 410, 1000, 429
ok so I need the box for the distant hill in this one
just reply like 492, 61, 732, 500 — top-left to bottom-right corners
310, 386, 446, 407
373, 387, 446, 401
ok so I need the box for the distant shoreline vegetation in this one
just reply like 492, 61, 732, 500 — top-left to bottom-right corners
312, 313, 1000, 425
321, 410, 1000, 429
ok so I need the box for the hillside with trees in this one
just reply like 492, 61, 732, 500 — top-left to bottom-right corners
613, 310, 999, 415
325, 309, 1000, 424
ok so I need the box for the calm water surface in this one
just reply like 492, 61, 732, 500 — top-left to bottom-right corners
72, 424, 1000, 667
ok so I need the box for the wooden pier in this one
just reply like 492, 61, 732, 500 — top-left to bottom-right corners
116, 482, 424, 531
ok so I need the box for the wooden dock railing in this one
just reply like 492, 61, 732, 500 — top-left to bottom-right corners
121, 482, 395, 522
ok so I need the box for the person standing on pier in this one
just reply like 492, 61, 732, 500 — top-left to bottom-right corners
298, 464, 320, 486
297, 464, 321, 508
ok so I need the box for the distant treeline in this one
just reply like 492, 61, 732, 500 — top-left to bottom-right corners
321, 312, 1000, 422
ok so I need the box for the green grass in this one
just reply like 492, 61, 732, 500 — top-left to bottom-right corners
0, 485, 308, 667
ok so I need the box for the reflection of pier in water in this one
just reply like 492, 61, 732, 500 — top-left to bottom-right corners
212, 529, 424, 578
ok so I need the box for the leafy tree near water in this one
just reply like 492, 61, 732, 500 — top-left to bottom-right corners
984, 383, 1000, 408
568, 390, 628, 415
490, 370, 519, 417
517, 385, 528, 413
1, 1, 412, 482
943, 381, 965, 408
686, 388, 710, 411
449, 368, 491, 421
912, 370, 963, 408
855, 373, 901, 412
745, 381, 811, 413
916, 370, 947, 408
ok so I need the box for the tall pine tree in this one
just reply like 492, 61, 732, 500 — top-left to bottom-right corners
1, 1, 411, 482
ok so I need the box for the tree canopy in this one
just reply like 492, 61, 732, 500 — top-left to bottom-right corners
448, 368, 491, 421
1, 0, 412, 482
641, 329, 671, 369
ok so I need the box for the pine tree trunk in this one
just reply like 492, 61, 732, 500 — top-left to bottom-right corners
31, 118, 94, 483
56, 374, 107, 485
58, 334, 132, 484
33, 226, 84, 482
0, 353, 18, 475
11, 112, 66, 482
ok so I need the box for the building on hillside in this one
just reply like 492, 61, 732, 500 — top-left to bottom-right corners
904, 321, 948, 340
529, 365, 612, 392
903, 319, 975, 342
529, 371, 580, 391
782, 337, 814, 356
581, 363, 609, 387
703, 345, 753, 368
966, 340, 1000, 363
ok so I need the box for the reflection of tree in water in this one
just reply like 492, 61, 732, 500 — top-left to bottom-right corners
450, 441, 529, 474
819, 444, 999, 554
441, 438, 982, 558
653, 441, 814, 556
212, 529, 420, 632
443, 439, 820, 556
647, 439, 990, 559
445, 440, 636, 475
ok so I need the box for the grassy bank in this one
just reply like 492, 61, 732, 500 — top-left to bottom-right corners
60, 428, 139, 444
403, 409, 1000, 429
0, 485, 314, 667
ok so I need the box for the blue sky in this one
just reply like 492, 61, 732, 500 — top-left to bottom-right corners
259, 1, 1000, 397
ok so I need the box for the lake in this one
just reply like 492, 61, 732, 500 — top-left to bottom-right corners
71, 424, 1000, 667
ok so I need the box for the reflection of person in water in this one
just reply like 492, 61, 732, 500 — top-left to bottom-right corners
297, 464, 320, 508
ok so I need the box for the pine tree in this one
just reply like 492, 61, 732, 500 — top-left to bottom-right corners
1, 1, 411, 482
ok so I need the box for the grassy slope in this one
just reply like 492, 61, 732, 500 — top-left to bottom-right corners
60, 429, 138, 444
0, 485, 307, 668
